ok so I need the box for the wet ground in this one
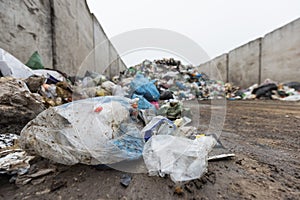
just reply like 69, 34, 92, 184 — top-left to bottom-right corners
1, 100, 300, 200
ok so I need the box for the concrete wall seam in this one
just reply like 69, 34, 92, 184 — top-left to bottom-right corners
199, 17, 300, 87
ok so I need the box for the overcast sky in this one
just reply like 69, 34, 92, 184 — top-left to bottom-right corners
87, 0, 300, 66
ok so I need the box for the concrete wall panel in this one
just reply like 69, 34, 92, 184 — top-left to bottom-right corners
93, 16, 110, 74
228, 38, 261, 88
198, 54, 228, 82
261, 19, 300, 83
0, 0, 126, 77
109, 43, 120, 77
0, 0, 52, 67
53, 0, 94, 75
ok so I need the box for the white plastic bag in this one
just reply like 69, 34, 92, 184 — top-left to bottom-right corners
281, 94, 300, 101
143, 135, 215, 182
20, 96, 143, 165
0, 48, 34, 78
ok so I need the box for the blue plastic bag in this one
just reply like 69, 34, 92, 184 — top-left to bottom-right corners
132, 94, 155, 110
130, 74, 160, 101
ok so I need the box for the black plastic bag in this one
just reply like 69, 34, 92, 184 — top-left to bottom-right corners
159, 91, 174, 100
284, 82, 300, 91
252, 83, 277, 98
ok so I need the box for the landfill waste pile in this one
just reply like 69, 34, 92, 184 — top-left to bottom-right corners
1, 49, 299, 185
225, 80, 300, 101
121, 59, 300, 102
121, 59, 225, 101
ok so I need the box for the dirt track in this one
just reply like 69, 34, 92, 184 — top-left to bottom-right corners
1, 100, 300, 200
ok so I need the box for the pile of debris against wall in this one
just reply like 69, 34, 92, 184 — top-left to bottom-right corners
1, 49, 299, 186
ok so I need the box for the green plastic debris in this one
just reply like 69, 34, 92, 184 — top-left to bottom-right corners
26, 51, 44, 70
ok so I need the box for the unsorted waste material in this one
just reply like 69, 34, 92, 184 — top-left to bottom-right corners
20, 96, 145, 165
0, 133, 34, 175
120, 174, 132, 187
0, 77, 45, 133
0, 51, 299, 184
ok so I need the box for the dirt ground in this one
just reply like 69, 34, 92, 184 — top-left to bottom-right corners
1, 100, 300, 200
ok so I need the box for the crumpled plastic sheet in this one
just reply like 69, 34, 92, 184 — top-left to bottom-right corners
280, 94, 300, 101
141, 116, 177, 142
20, 96, 144, 165
0, 150, 34, 175
143, 135, 216, 182
0, 134, 34, 175
0, 48, 34, 78
0, 133, 19, 149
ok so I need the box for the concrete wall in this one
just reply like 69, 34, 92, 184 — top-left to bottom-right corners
94, 15, 110, 75
228, 38, 261, 88
198, 54, 227, 82
52, 0, 95, 75
0, 0, 126, 77
0, 0, 52, 67
261, 20, 300, 82
199, 17, 300, 87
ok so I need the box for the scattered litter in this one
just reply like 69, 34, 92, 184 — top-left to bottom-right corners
15, 168, 55, 186
27, 168, 55, 178
208, 153, 235, 161
120, 174, 132, 187
174, 186, 184, 195
0, 133, 35, 175
1, 53, 298, 188
0, 150, 35, 175
0, 133, 19, 149
35, 188, 51, 195
25, 51, 44, 70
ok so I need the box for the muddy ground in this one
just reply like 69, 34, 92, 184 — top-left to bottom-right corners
1, 100, 300, 200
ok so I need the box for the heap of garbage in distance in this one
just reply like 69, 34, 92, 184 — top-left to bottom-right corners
1, 48, 300, 184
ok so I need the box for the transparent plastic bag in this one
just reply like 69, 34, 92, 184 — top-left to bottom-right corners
20, 96, 144, 165
0, 48, 34, 78
143, 135, 215, 182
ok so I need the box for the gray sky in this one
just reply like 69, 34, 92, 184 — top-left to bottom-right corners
87, 0, 300, 66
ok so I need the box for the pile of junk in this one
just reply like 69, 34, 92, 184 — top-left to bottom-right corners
0, 48, 298, 185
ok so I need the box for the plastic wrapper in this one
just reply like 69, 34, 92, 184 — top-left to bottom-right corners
0, 48, 34, 78
101, 81, 116, 94
34, 69, 65, 83
112, 85, 127, 97
25, 51, 44, 70
143, 135, 215, 183
20, 96, 144, 165
141, 116, 177, 142
0, 134, 34, 175
280, 94, 300, 101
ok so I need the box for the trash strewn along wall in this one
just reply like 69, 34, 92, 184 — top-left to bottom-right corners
0, 0, 126, 77
199, 17, 300, 88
